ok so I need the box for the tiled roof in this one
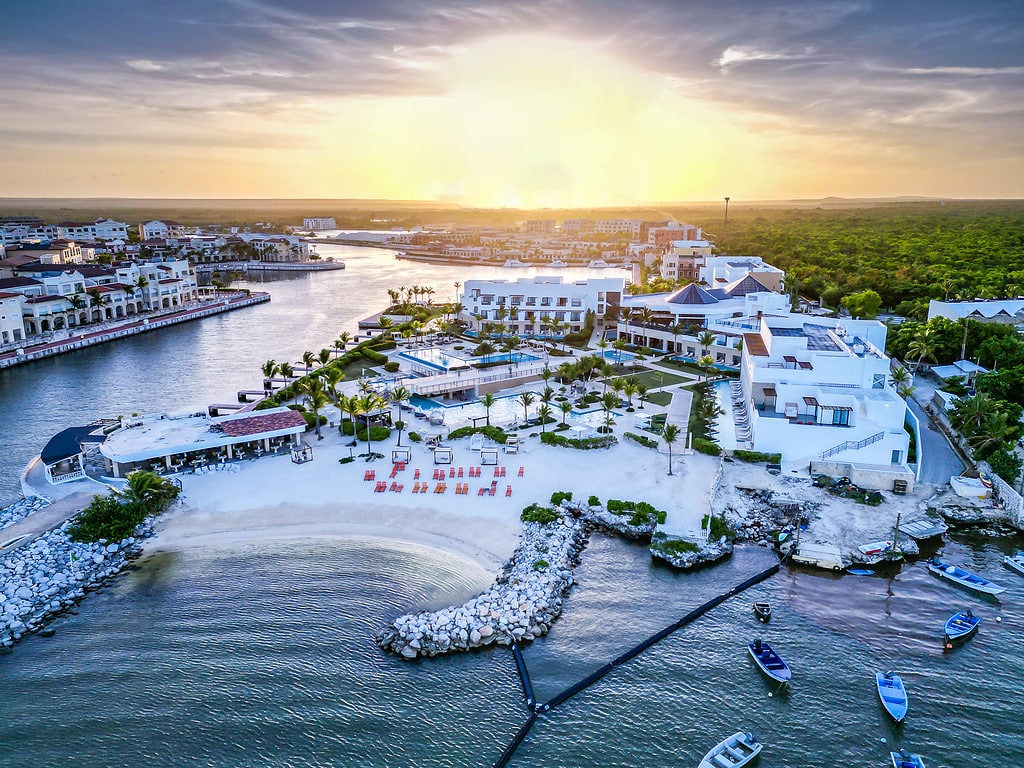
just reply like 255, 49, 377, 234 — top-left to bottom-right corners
217, 410, 307, 438
743, 333, 769, 357
25, 294, 67, 304
0, 276, 42, 289
666, 283, 719, 305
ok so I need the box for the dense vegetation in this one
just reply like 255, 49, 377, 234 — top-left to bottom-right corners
69, 471, 180, 543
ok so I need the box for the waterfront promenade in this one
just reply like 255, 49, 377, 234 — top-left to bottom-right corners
0, 292, 270, 370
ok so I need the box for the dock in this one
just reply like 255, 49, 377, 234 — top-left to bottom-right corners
899, 518, 949, 541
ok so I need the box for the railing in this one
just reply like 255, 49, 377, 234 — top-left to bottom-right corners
820, 431, 884, 460
49, 468, 86, 484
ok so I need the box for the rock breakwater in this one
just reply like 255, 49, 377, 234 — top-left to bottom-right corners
1, 514, 149, 651
0, 496, 51, 531
376, 513, 587, 660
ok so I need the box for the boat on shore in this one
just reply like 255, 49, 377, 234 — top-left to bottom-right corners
876, 671, 909, 722
747, 639, 791, 684
944, 610, 980, 648
890, 748, 927, 767
752, 600, 772, 622
697, 731, 762, 768
927, 558, 1006, 597
1003, 551, 1024, 576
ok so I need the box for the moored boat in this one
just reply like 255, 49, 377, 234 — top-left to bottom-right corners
943, 610, 980, 648
747, 638, 791, 684
697, 731, 762, 768
927, 557, 1006, 596
890, 748, 926, 768
1003, 551, 1024, 577
753, 600, 772, 622
858, 540, 894, 556
875, 671, 909, 723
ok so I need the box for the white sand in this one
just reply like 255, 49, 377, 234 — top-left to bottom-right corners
149, 425, 713, 567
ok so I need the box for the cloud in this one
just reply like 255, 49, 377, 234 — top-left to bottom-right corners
716, 45, 818, 72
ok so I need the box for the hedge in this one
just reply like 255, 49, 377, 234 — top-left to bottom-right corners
692, 437, 721, 456
624, 432, 658, 449
732, 449, 782, 464
520, 503, 560, 525
607, 499, 667, 525
550, 490, 573, 505
448, 425, 509, 443
341, 421, 392, 441
540, 431, 616, 449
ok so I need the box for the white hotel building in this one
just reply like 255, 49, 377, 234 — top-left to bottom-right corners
737, 315, 912, 482
460, 276, 624, 338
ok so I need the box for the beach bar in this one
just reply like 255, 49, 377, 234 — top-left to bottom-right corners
98, 407, 307, 477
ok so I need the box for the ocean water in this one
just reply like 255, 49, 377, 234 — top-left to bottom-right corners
1, 535, 1021, 767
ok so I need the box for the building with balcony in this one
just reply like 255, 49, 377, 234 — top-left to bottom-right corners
303, 217, 337, 230
737, 316, 911, 476
460, 276, 624, 338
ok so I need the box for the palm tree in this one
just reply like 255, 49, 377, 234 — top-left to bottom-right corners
669, 322, 684, 354
908, 328, 938, 373
378, 316, 393, 339
301, 350, 315, 372
968, 411, 1017, 459
636, 382, 648, 409
601, 391, 618, 426
558, 400, 573, 426
355, 392, 384, 458
537, 403, 552, 433
662, 423, 681, 476
637, 306, 656, 349
481, 392, 496, 426
698, 354, 715, 382
622, 378, 639, 407
317, 348, 332, 367
303, 377, 330, 439
698, 331, 716, 359
951, 393, 998, 437
277, 361, 294, 384
334, 331, 351, 357
889, 365, 911, 390
518, 391, 536, 425
388, 386, 412, 446
613, 337, 627, 363
261, 359, 278, 393
87, 287, 110, 321
118, 470, 180, 510
319, 365, 345, 399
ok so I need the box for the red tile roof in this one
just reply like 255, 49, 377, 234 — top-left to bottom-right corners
217, 410, 307, 438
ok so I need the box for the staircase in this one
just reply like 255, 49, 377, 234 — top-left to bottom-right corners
820, 431, 884, 460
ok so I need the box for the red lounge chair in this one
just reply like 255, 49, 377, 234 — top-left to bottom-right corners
458, 467, 464, 478
414, 469, 420, 479
389, 482, 397, 491
364, 470, 375, 481
518, 467, 525, 477
393, 484, 403, 493
506, 485, 512, 497
478, 487, 487, 496
449, 467, 455, 478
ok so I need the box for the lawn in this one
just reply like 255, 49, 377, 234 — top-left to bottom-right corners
644, 391, 674, 407
603, 369, 688, 390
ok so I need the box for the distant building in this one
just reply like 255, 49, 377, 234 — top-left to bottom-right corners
303, 217, 337, 230
560, 219, 594, 235
0, 291, 25, 344
647, 223, 701, 249
460, 276, 624, 338
139, 220, 188, 240
522, 219, 556, 235
928, 298, 1024, 330
56, 217, 129, 242
593, 219, 645, 238
659, 238, 716, 281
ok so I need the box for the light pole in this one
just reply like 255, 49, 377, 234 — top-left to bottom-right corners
723, 196, 731, 240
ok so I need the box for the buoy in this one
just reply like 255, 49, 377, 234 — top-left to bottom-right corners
767, 692, 773, 698
881, 738, 887, 744
996, 617, 1002, 623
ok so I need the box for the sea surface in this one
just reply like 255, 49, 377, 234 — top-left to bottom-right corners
0, 246, 1021, 766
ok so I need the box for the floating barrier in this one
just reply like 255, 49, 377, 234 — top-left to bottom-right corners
491, 560, 782, 767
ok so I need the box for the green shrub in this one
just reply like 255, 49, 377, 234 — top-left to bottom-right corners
383, 361, 400, 373
692, 437, 721, 456
588, 495, 600, 507
448, 425, 508, 443
338, 456, 356, 465
472, 341, 497, 355
520, 503, 560, 525
301, 412, 327, 430
532, 559, 550, 571
408, 431, 422, 442
357, 426, 392, 442
653, 537, 699, 555
68, 495, 148, 543
540, 431, 616, 449
606, 499, 667, 525
701, 513, 735, 540
624, 432, 658, 449
550, 490, 573, 506
732, 449, 782, 464
361, 348, 388, 365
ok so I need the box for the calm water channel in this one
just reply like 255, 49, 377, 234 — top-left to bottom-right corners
0, 245, 1021, 766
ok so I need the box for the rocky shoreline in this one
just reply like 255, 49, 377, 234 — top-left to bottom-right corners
1, 497, 149, 652
0, 495, 51, 531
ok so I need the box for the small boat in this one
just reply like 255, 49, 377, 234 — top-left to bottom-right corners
747, 639, 791, 684
848, 568, 876, 576
752, 600, 772, 622
890, 748, 926, 768
548, 259, 568, 268
927, 557, 1006, 596
503, 258, 529, 268
697, 731, 763, 768
858, 540, 894, 556
1003, 551, 1024, 577
943, 610, 980, 647
875, 671, 909, 723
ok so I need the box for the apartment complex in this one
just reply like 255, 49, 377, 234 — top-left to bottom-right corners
303, 217, 337, 230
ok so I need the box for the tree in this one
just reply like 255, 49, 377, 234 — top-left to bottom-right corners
662, 423, 681, 475
301, 350, 316, 371
907, 328, 938, 373
117, 470, 180, 510
950, 393, 998, 437
698, 331, 716, 358
518, 391, 535, 424
355, 393, 384, 458
317, 348, 332, 367
537, 403, 552, 433
261, 359, 278, 393
278, 361, 294, 384
334, 331, 351, 356
601, 391, 618, 426
841, 289, 882, 319
480, 392, 496, 426
622, 378, 639, 407
698, 354, 715, 381
559, 400, 573, 426
388, 386, 412, 446
303, 378, 330, 439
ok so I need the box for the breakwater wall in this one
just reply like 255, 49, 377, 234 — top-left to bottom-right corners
0, 293, 269, 370
376, 514, 587, 659
0, 510, 150, 651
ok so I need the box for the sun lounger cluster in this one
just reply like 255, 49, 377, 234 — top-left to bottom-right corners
360, 462, 524, 498
730, 381, 752, 443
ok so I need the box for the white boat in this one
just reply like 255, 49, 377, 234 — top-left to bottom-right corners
587, 259, 614, 268
858, 540, 894, 556
697, 731, 762, 768
927, 558, 1006, 596
548, 259, 568, 268
503, 259, 529, 268
1003, 551, 1024, 576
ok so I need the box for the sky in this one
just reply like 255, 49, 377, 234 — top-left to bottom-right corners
1, 0, 1022, 205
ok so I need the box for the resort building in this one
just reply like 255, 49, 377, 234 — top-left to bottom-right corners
593, 219, 645, 238
698, 256, 785, 293
139, 219, 188, 240
303, 217, 337, 230
0, 292, 25, 344
737, 315, 912, 480
647, 223, 701, 248
56, 218, 130, 242
522, 219, 556, 235
617, 279, 791, 367
928, 298, 1024, 330
560, 219, 595, 235
460, 276, 624, 338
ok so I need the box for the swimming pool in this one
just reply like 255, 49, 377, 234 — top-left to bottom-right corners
407, 393, 618, 429
476, 352, 540, 365
600, 349, 635, 362
397, 348, 472, 372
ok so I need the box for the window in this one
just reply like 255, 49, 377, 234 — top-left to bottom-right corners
525, 297, 536, 306
541, 297, 552, 306
832, 410, 850, 426
872, 374, 885, 389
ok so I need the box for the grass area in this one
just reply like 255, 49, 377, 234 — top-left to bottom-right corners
656, 358, 708, 376
604, 369, 688, 390
337, 361, 380, 380
644, 391, 674, 407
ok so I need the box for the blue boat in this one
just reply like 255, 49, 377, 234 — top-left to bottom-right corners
927, 557, 1006, 597
944, 610, 981, 648
890, 748, 926, 767
875, 671, 909, 722
747, 639, 791, 684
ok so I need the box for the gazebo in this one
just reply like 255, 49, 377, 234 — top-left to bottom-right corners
434, 447, 453, 465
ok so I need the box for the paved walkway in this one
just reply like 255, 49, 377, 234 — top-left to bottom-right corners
0, 492, 96, 553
